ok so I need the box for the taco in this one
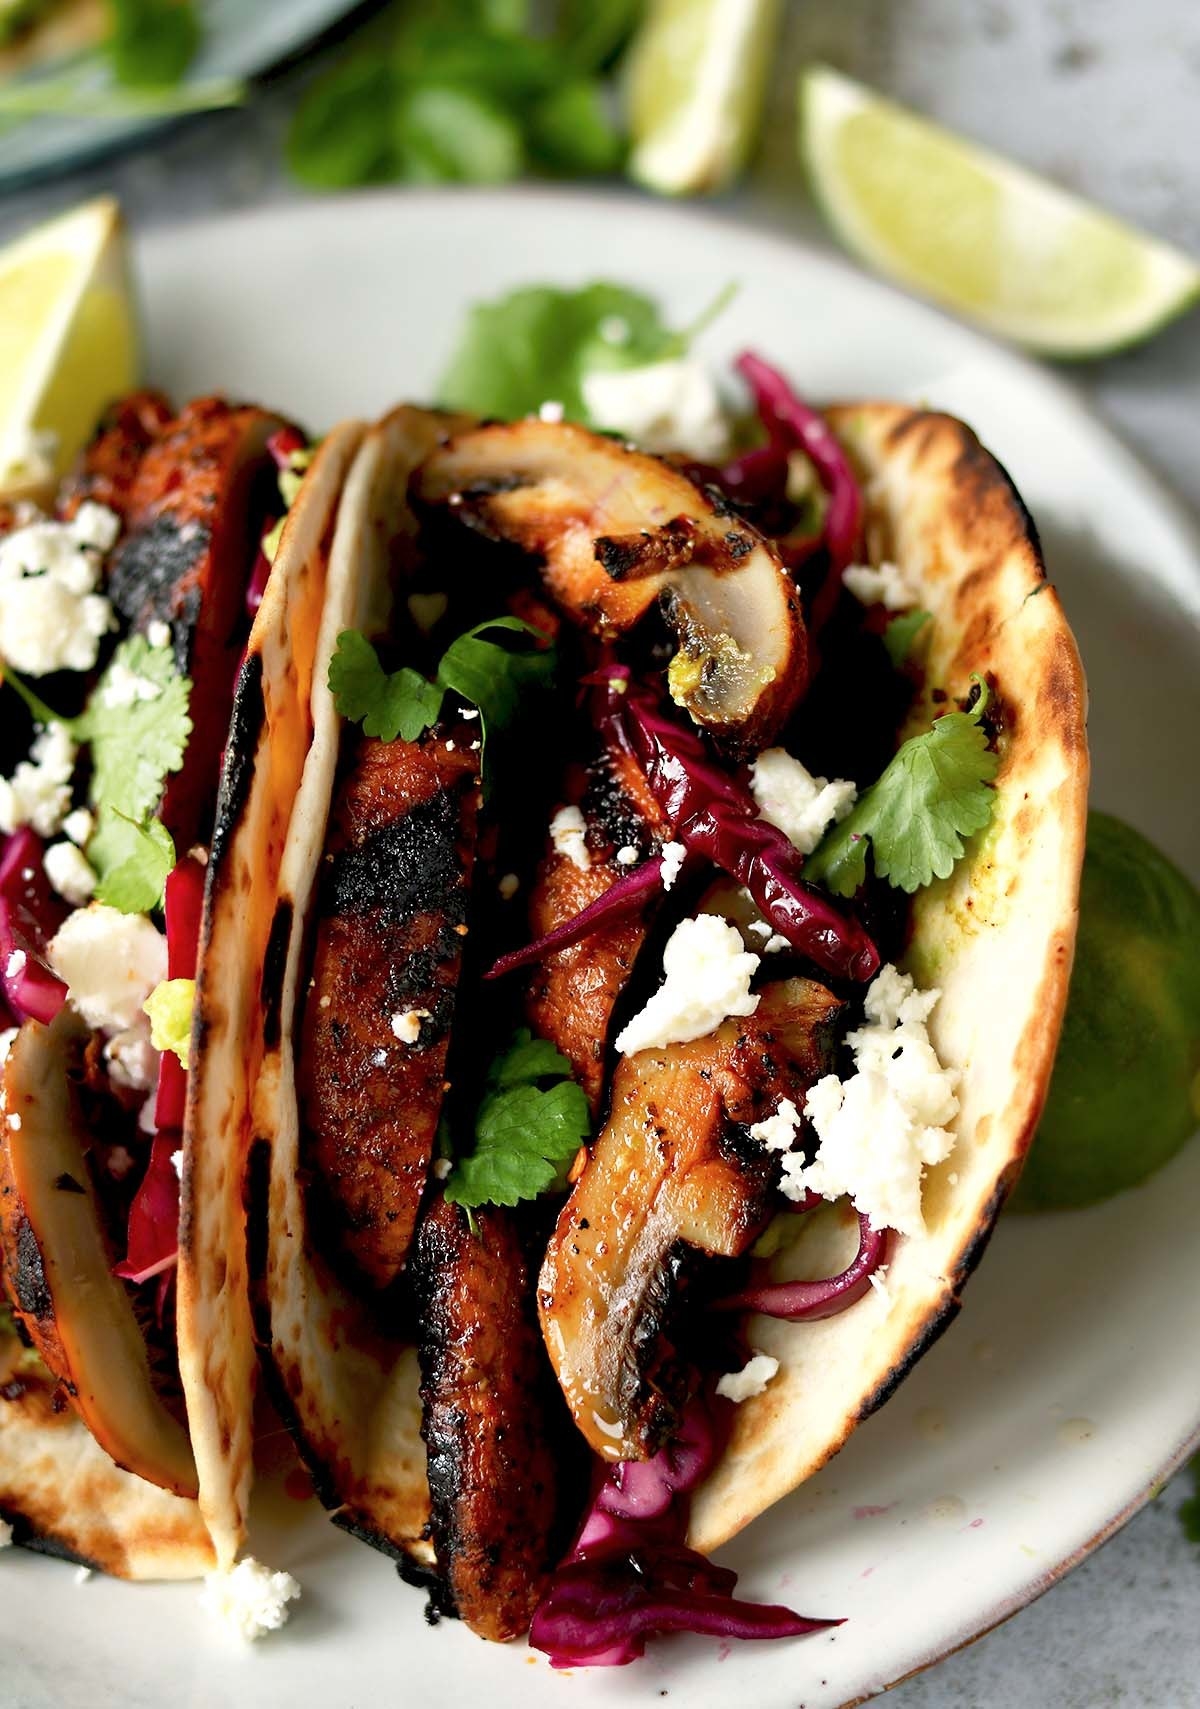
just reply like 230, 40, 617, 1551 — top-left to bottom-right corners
0, 390, 363, 1577
250, 355, 1086, 1661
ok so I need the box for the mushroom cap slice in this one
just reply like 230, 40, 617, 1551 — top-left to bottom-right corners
538, 978, 843, 1463
0, 1013, 198, 1498
414, 419, 807, 751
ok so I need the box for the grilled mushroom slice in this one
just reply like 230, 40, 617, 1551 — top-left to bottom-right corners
0, 1013, 197, 1497
414, 420, 807, 751
413, 1194, 562, 1642
539, 978, 844, 1463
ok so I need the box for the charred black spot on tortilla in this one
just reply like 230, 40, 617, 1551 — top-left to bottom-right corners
724, 531, 753, 561
245, 1138, 272, 1288
52, 1173, 85, 1195
13, 1222, 51, 1320
328, 790, 468, 929
394, 1548, 459, 1624
107, 513, 211, 657
702, 482, 736, 519
260, 899, 294, 1054
210, 652, 264, 874
8, 1524, 101, 1571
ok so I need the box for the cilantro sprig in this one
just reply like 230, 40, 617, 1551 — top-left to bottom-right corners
4, 634, 192, 915
805, 684, 998, 897
328, 617, 556, 775
446, 1029, 590, 1209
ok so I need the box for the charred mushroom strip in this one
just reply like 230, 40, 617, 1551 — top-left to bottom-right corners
106, 396, 291, 848
414, 420, 806, 750
413, 1194, 562, 1642
298, 726, 482, 1291
0, 1013, 197, 1497
539, 979, 844, 1462
525, 747, 668, 1109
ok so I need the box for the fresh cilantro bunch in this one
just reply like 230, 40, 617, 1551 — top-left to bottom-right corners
446, 1029, 590, 1208
805, 684, 998, 896
328, 616, 556, 777
5, 634, 192, 914
439, 282, 684, 424
287, 0, 638, 190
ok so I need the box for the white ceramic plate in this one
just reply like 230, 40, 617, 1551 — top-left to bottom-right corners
4, 189, 1198, 1709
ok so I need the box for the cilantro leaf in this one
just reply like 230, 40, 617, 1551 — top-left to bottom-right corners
89, 811, 176, 914
328, 630, 444, 741
106, 0, 200, 88
806, 693, 998, 897
438, 282, 683, 422
446, 1029, 589, 1209
75, 636, 193, 825
328, 619, 555, 771
527, 80, 624, 175
883, 608, 932, 668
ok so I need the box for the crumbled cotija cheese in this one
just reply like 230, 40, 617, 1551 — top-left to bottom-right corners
550, 804, 590, 870
749, 748, 856, 856
391, 1008, 431, 1044
749, 1097, 802, 1153
46, 905, 168, 1033
43, 840, 97, 906
580, 359, 730, 460
0, 722, 78, 838
842, 559, 916, 611
615, 915, 759, 1057
781, 964, 958, 1237
659, 840, 686, 890
200, 1557, 300, 1641
716, 1353, 779, 1404
0, 503, 118, 675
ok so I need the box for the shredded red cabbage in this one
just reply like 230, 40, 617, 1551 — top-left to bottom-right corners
597, 670, 879, 983
153, 854, 206, 1132
267, 426, 306, 469
735, 353, 863, 574
113, 1130, 181, 1285
0, 829, 68, 1026
530, 1399, 840, 1667
485, 854, 666, 980
717, 1213, 890, 1320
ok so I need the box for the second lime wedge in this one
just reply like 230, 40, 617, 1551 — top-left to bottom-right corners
800, 64, 1200, 357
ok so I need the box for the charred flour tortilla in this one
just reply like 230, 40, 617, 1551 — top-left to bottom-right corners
689, 404, 1088, 1552
176, 421, 366, 1571
249, 409, 453, 1567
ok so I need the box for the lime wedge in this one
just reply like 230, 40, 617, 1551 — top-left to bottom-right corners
0, 197, 138, 502
626, 0, 782, 196
800, 64, 1200, 357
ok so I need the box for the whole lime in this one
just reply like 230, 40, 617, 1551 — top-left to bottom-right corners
1015, 811, 1200, 1210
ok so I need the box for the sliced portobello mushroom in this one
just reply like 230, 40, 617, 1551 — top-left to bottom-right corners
0, 1012, 197, 1498
413, 420, 807, 752
538, 978, 844, 1463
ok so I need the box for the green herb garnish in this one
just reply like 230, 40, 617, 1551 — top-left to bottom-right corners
882, 607, 932, 668
806, 682, 998, 896
446, 1029, 590, 1209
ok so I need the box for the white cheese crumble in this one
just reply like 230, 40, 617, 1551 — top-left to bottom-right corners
170, 1148, 184, 1181
99, 660, 163, 709
538, 399, 565, 423
659, 840, 686, 891
46, 905, 168, 1034
550, 804, 590, 871
749, 1097, 802, 1153
780, 964, 958, 1238
43, 841, 97, 907
0, 1028, 17, 1066
842, 559, 916, 612
615, 915, 759, 1057
432, 1156, 452, 1181
716, 1353, 779, 1404
200, 1557, 300, 1642
74, 1565, 93, 1585
146, 619, 172, 650
750, 748, 856, 857
0, 502, 118, 675
391, 1008, 431, 1045
104, 1018, 159, 1093
868, 1265, 893, 1307
62, 806, 95, 847
615, 845, 639, 867
0, 722, 77, 837
581, 359, 730, 460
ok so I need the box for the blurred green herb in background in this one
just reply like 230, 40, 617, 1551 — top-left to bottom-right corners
287, 0, 641, 189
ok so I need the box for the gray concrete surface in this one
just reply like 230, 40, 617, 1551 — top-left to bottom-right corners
1, 2, 1196, 1702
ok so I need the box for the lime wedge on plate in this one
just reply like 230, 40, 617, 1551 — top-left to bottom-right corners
626, 0, 782, 196
800, 64, 1200, 356
0, 196, 138, 502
